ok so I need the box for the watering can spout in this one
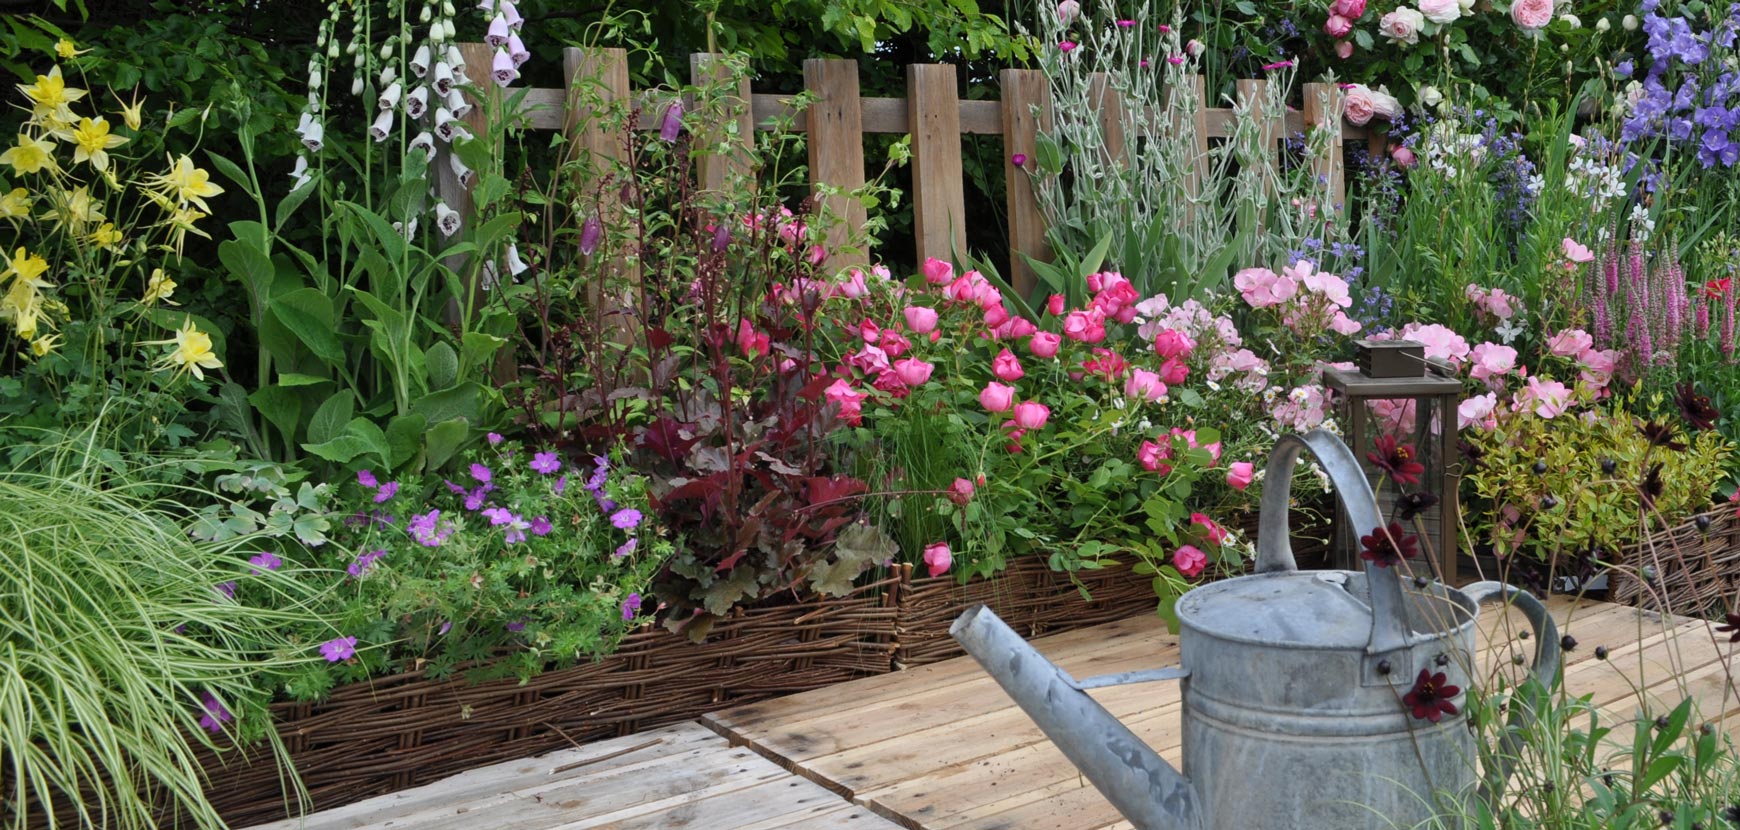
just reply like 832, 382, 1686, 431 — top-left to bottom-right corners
949, 605, 1204, 830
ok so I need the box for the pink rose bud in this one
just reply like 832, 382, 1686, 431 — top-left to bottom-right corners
1158, 356, 1189, 385
992, 348, 1025, 381
1335, 39, 1355, 59
948, 477, 975, 505
923, 542, 953, 577
983, 303, 1011, 328
1331, 0, 1367, 18
1226, 461, 1255, 491
1011, 400, 1050, 430
1059, 40, 1078, 53
922, 257, 954, 284
1391, 146, 1417, 168
1047, 293, 1066, 315
979, 381, 1015, 413
904, 305, 939, 334
1029, 331, 1062, 358
1152, 328, 1193, 359
893, 358, 934, 387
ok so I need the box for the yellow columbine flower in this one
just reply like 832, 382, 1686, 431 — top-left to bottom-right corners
45, 186, 104, 229
0, 188, 30, 220
29, 333, 58, 356
88, 222, 123, 249
1, 278, 44, 339
54, 39, 89, 59
68, 117, 126, 172
114, 89, 144, 131
146, 154, 223, 213
17, 66, 84, 128
3, 247, 50, 288
0, 133, 58, 175
146, 317, 223, 380
143, 268, 178, 306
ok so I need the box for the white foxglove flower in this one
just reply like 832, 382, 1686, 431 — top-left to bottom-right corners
479, 258, 501, 290
433, 61, 455, 95
433, 106, 455, 134
491, 49, 518, 87
289, 155, 312, 191
430, 20, 447, 44
300, 119, 325, 153
379, 64, 397, 86
379, 41, 394, 61
307, 91, 321, 113
449, 152, 475, 187
434, 202, 461, 237
442, 1, 456, 16
406, 85, 430, 118
443, 18, 457, 39
379, 82, 403, 110
437, 118, 470, 143
411, 44, 432, 77
505, 243, 529, 276
419, 3, 432, 22
446, 44, 464, 68
350, 74, 364, 96
309, 66, 323, 91
503, 1, 523, 29
486, 14, 511, 47
445, 87, 472, 119
507, 32, 529, 67
393, 217, 419, 239
297, 110, 314, 133
370, 109, 394, 142
409, 131, 437, 161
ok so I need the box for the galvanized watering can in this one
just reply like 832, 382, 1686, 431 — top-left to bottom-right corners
950, 430, 1560, 830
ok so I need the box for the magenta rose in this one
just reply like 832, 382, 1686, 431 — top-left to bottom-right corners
1323, 13, 1354, 37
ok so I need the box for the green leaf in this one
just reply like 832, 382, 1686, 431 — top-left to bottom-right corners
248, 385, 303, 445
205, 151, 252, 195
384, 414, 427, 470
423, 417, 471, 469
425, 342, 460, 390
269, 288, 345, 364
217, 221, 274, 325
166, 106, 203, 130
276, 372, 331, 387
306, 393, 355, 446
409, 381, 486, 425
275, 178, 318, 231
335, 200, 407, 263
300, 434, 372, 465
1177, 387, 1203, 408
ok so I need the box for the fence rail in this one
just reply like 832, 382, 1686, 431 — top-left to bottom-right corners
445, 46, 1383, 295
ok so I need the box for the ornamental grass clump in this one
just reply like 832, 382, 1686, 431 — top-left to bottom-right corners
0, 453, 326, 830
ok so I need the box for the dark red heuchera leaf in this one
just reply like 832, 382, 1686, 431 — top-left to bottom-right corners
807, 476, 868, 507
638, 416, 699, 462
646, 327, 674, 350
1366, 435, 1426, 486
1403, 669, 1460, 722
1359, 522, 1418, 568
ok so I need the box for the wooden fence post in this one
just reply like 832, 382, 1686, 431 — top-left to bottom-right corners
1168, 74, 1210, 224
1089, 73, 1125, 166
689, 53, 755, 195
907, 63, 966, 268
562, 47, 633, 338
1000, 68, 1050, 299
1302, 81, 1347, 213
804, 58, 867, 269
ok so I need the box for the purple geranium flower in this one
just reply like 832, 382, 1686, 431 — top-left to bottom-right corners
553, 475, 567, 495
373, 481, 400, 503
357, 469, 378, 488
506, 619, 527, 632
464, 486, 491, 511
614, 538, 638, 558
213, 581, 237, 599
347, 549, 386, 578
247, 552, 282, 574
470, 463, 493, 484
610, 508, 642, 530
319, 636, 358, 662
487, 432, 504, 445
407, 509, 455, 547
503, 513, 531, 545
530, 515, 552, 536
621, 593, 642, 621
530, 451, 561, 475
481, 507, 512, 526
198, 691, 232, 733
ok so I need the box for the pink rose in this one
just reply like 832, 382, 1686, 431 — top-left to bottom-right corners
923, 541, 952, 577
1335, 39, 1355, 59
1138, 440, 1169, 473
921, 257, 954, 285
1578, 347, 1618, 388
1012, 400, 1051, 430
979, 381, 1015, 413
1562, 237, 1594, 264
1515, 377, 1572, 419
1226, 461, 1255, 491
1391, 145, 1417, 168
1398, 322, 1471, 365
1323, 13, 1354, 37
1047, 293, 1066, 315
1468, 342, 1518, 384
1153, 328, 1194, 359
1191, 512, 1229, 545
1030, 331, 1062, 358
1418, 0, 1462, 24
1378, 7, 1424, 43
1510, 0, 1554, 30
948, 477, 975, 505
1233, 266, 1298, 307
992, 348, 1025, 381
1172, 545, 1208, 578
904, 305, 939, 334
1124, 369, 1167, 402
1343, 84, 1379, 125
880, 330, 911, 358
1331, 0, 1367, 17
983, 303, 1011, 329
1329, 311, 1363, 336
1547, 328, 1594, 358
1457, 392, 1499, 431
892, 358, 933, 387
1158, 356, 1189, 385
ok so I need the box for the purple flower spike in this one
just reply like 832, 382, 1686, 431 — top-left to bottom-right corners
319, 636, 358, 662
610, 508, 642, 530
530, 451, 561, 474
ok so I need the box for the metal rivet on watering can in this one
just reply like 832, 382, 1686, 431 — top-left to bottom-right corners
951, 430, 1562, 830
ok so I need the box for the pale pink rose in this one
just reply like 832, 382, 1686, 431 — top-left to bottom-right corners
1124, 369, 1167, 402
923, 542, 952, 577
1029, 331, 1062, 358
1562, 237, 1594, 263
1379, 7, 1424, 43
992, 348, 1025, 381
1233, 267, 1298, 307
1324, 13, 1354, 37
1398, 322, 1471, 365
1330, 311, 1363, 335
1300, 267, 1353, 307
1226, 461, 1255, 491
921, 257, 953, 285
837, 269, 869, 299
1172, 545, 1208, 578
1370, 398, 1418, 437
1343, 84, 1378, 125
1332, 0, 1367, 18
1578, 347, 1618, 389
1546, 328, 1594, 358
1418, 0, 1462, 24
1012, 401, 1051, 430
1510, 0, 1554, 30
1515, 377, 1572, 419
1056, 0, 1082, 24
1458, 392, 1499, 431
1335, 40, 1355, 59
1367, 87, 1403, 119
1469, 342, 1518, 384
979, 382, 1015, 413
1392, 146, 1417, 167
904, 305, 939, 334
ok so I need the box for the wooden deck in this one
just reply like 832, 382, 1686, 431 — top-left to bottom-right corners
250, 596, 1740, 830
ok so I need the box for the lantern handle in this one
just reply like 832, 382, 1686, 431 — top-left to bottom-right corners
1253, 430, 1411, 658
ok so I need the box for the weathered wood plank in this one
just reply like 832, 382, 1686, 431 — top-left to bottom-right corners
1000, 67, 1050, 298
804, 58, 868, 269
1302, 81, 1346, 212
907, 63, 967, 267
690, 52, 755, 194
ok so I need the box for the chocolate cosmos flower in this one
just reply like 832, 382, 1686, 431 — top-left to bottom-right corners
1638, 420, 1688, 452
1403, 668, 1460, 722
1360, 522, 1418, 568
1676, 383, 1720, 431
1639, 463, 1665, 510
1367, 435, 1426, 486
1394, 491, 1440, 522
1716, 612, 1740, 643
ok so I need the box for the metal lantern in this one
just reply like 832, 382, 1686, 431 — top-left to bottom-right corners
1322, 340, 1462, 582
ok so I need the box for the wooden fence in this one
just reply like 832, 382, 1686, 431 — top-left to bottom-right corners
439, 45, 1382, 295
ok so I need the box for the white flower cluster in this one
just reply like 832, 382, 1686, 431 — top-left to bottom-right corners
289, 0, 530, 239
1567, 151, 1626, 206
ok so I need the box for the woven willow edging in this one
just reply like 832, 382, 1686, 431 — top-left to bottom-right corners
1608, 506, 1740, 617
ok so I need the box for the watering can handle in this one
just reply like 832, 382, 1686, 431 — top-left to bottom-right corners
1253, 430, 1412, 656
1460, 582, 1561, 687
